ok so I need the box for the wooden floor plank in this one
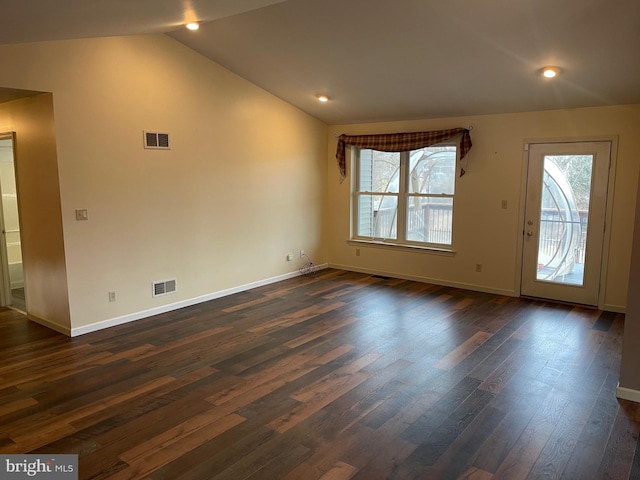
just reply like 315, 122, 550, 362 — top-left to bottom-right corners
491, 375, 574, 480
0, 268, 636, 480
317, 461, 358, 480
594, 399, 640, 480
397, 388, 496, 475
269, 369, 374, 433
458, 466, 494, 480
435, 331, 493, 370
111, 413, 245, 480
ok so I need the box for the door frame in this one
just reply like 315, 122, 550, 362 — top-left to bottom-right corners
0, 131, 23, 309
515, 135, 619, 310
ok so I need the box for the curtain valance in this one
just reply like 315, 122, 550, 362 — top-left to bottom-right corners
335, 127, 472, 182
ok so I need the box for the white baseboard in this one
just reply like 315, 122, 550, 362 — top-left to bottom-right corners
329, 264, 626, 312
71, 265, 328, 337
48, 261, 622, 337
616, 384, 640, 403
328, 263, 517, 297
602, 304, 626, 313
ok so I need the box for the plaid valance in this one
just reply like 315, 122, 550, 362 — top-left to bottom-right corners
335, 127, 472, 181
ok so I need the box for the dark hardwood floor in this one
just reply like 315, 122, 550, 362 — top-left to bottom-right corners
0, 269, 637, 479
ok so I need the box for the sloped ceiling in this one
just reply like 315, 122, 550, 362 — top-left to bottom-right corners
0, 0, 638, 124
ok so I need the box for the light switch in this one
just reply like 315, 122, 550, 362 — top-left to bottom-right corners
75, 209, 88, 221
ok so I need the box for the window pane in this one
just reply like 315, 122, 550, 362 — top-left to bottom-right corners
358, 194, 397, 240
408, 146, 456, 195
406, 197, 453, 245
536, 155, 593, 286
359, 149, 400, 193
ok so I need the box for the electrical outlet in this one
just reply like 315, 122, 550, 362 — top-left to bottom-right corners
476, 264, 482, 273
287, 253, 294, 261
501, 200, 508, 209
75, 209, 88, 221
356, 248, 361, 257
108, 291, 116, 302
300, 250, 305, 258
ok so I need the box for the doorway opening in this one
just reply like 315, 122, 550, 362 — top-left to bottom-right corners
0, 133, 25, 312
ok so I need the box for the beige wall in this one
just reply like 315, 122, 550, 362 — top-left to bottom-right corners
0, 32, 637, 335
619, 169, 640, 393
327, 105, 640, 311
0, 35, 327, 331
0, 94, 71, 331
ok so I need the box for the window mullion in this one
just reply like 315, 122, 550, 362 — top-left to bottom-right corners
352, 148, 360, 239
397, 151, 409, 242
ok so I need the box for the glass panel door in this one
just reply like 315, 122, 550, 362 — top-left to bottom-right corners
521, 142, 611, 306
536, 155, 592, 285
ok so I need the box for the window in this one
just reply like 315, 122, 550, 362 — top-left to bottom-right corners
353, 145, 457, 248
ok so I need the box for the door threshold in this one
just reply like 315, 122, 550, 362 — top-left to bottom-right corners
520, 295, 599, 310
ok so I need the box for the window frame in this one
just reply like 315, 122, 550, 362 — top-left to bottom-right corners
351, 144, 458, 251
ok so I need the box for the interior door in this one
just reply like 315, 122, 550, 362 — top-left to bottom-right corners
521, 141, 611, 306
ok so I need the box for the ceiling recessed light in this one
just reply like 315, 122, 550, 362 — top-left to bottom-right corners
186, 22, 200, 31
317, 95, 329, 103
541, 66, 560, 78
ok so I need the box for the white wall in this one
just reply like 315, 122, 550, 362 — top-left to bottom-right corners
0, 34, 327, 332
327, 105, 640, 311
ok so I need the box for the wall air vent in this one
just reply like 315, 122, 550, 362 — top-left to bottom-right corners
144, 131, 170, 150
153, 278, 177, 297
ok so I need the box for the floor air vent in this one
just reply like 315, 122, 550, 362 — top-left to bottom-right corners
144, 131, 170, 150
153, 279, 177, 297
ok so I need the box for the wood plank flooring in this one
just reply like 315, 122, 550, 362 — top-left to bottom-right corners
0, 268, 637, 479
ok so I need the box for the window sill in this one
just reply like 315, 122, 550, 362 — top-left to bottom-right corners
347, 239, 456, 256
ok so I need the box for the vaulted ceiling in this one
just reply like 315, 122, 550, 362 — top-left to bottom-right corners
1, 0, 638, 124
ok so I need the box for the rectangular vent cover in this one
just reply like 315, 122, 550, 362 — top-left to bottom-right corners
144, 131, 170, 150
153, 279, 177, 297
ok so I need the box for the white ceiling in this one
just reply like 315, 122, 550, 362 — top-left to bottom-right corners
1, 0, 638, 124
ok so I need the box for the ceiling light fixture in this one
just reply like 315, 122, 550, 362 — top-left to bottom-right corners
541, 66, 560, 78
317, 95, 329, 103
186, 22, 200, 31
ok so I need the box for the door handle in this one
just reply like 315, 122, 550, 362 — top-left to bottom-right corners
527, 230, 534, 236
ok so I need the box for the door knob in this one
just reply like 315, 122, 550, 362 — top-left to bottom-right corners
527, 230, 534, 236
